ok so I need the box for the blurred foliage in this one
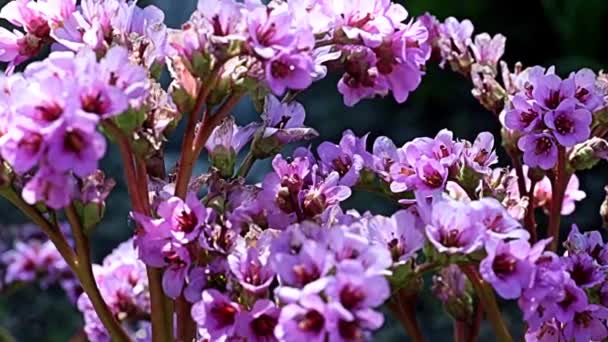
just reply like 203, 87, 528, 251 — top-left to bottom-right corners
1, 0, 607, 340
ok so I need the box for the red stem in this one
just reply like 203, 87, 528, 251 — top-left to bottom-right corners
104, 121, 171, 342
524, 179, 538, 243
454, 320, 468, 342
548, 147, 568, 252
388, 291, 425, 342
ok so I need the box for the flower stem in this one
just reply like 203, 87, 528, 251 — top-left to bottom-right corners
172, 90, 242, 342
66, 205, 132, 342
468, 301, 483, 342
548, 147, 568, 252
236, 151, 256, 178
454, 320, 467, 342
524, 179, 538, 243
388, 291, 425, 342
104, 121, 172, 342
0, 187, 76, 269
460, 265, 512, 342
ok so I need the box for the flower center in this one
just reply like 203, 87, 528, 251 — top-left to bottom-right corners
81, 91, 109, 116
338, 320, 363, 340
440, 229, 461, 248
18, 132, 43, 154
176, 210, 198, 234
340, 285, 366, 310
210, 303, 237, 327
35, 103, 63, 122
251, 314, 277, 337
554, 115, 574, 135
298, 310, 325, 333
271, 59, 293, 79
64, 130, 86, 153
534, 136, 553, 155
492, 254, 517, 276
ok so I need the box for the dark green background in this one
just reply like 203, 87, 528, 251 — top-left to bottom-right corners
1, 0, 607, 340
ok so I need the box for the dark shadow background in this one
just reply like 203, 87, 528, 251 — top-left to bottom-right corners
1, 0, 607, 340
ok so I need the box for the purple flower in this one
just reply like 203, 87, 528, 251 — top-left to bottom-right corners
247, 5, 297, 59
157, 193, 211, 244
533, 74, 575, 112
543, 100, 592, 147
0, 0, 51, 38
337, 0, 401, 48
572, 68, 603, 111
22, 169, 76, 209
301, 171, 352, 219
327, 227, 391, 275
0, 28, 41, 70
432, 265, 467, 303
439, 17, 474, 61
261, 95, 318, 144
534, 175, 586, 216
563, 305, 608, 342
554, 280, 588, 323
0, 117, 45, 173
524, 320, 564, 342
564, 225, 608, 264
408, 156, 448, 195
161, 244, 191, 299
46, 111, 105, 177
260, 155, 311, 228
77, 80, 128, 119
326, 260, 390, 312
425, 200, 484, 254
480, 238, 536, 299
98, 46, 148, 107
192, 289, 241, 340
196, 0, 246, 43
317, 130, 370, 186
272, 240, 330, 288
338, 46, 388, 107
519, 252, 570, 330
464, 132, 498, 174
565, 254, 605, 289
236, 299, 280, 342
367, 210, 425, 264
504, 94, 544, 132
184, 267, 207, 303
470, 33, 506, 67
228, 246, 275, 295
470, 198, 529, 241
371, 136, 399, 179
275, 294, 332, 342
265, 51, 314, 96
374, 21, 430, 103
518, 133, 558, 170
132, 213, 171, 268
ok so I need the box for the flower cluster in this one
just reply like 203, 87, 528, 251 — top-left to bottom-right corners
1, 1, 608, 342
168, 0, 431, 106
520, 226, 608, 342
0, 0, 167, 71
0, 46, 147, 209
77, 238, 151, 342
504, 68, 602, 169
0, 223, 80, 302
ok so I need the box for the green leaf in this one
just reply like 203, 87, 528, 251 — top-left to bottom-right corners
74, 200, 105, 234
113, 107, 147, 133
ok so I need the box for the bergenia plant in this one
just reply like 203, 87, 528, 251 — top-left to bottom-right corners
0, 1, 607, 342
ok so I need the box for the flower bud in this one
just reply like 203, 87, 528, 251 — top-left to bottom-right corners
570, 137, 608, 171
432, 265, 473, 321
527, 167, 546, 183
210, 145, 236, 178
601, 186, 608, 229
